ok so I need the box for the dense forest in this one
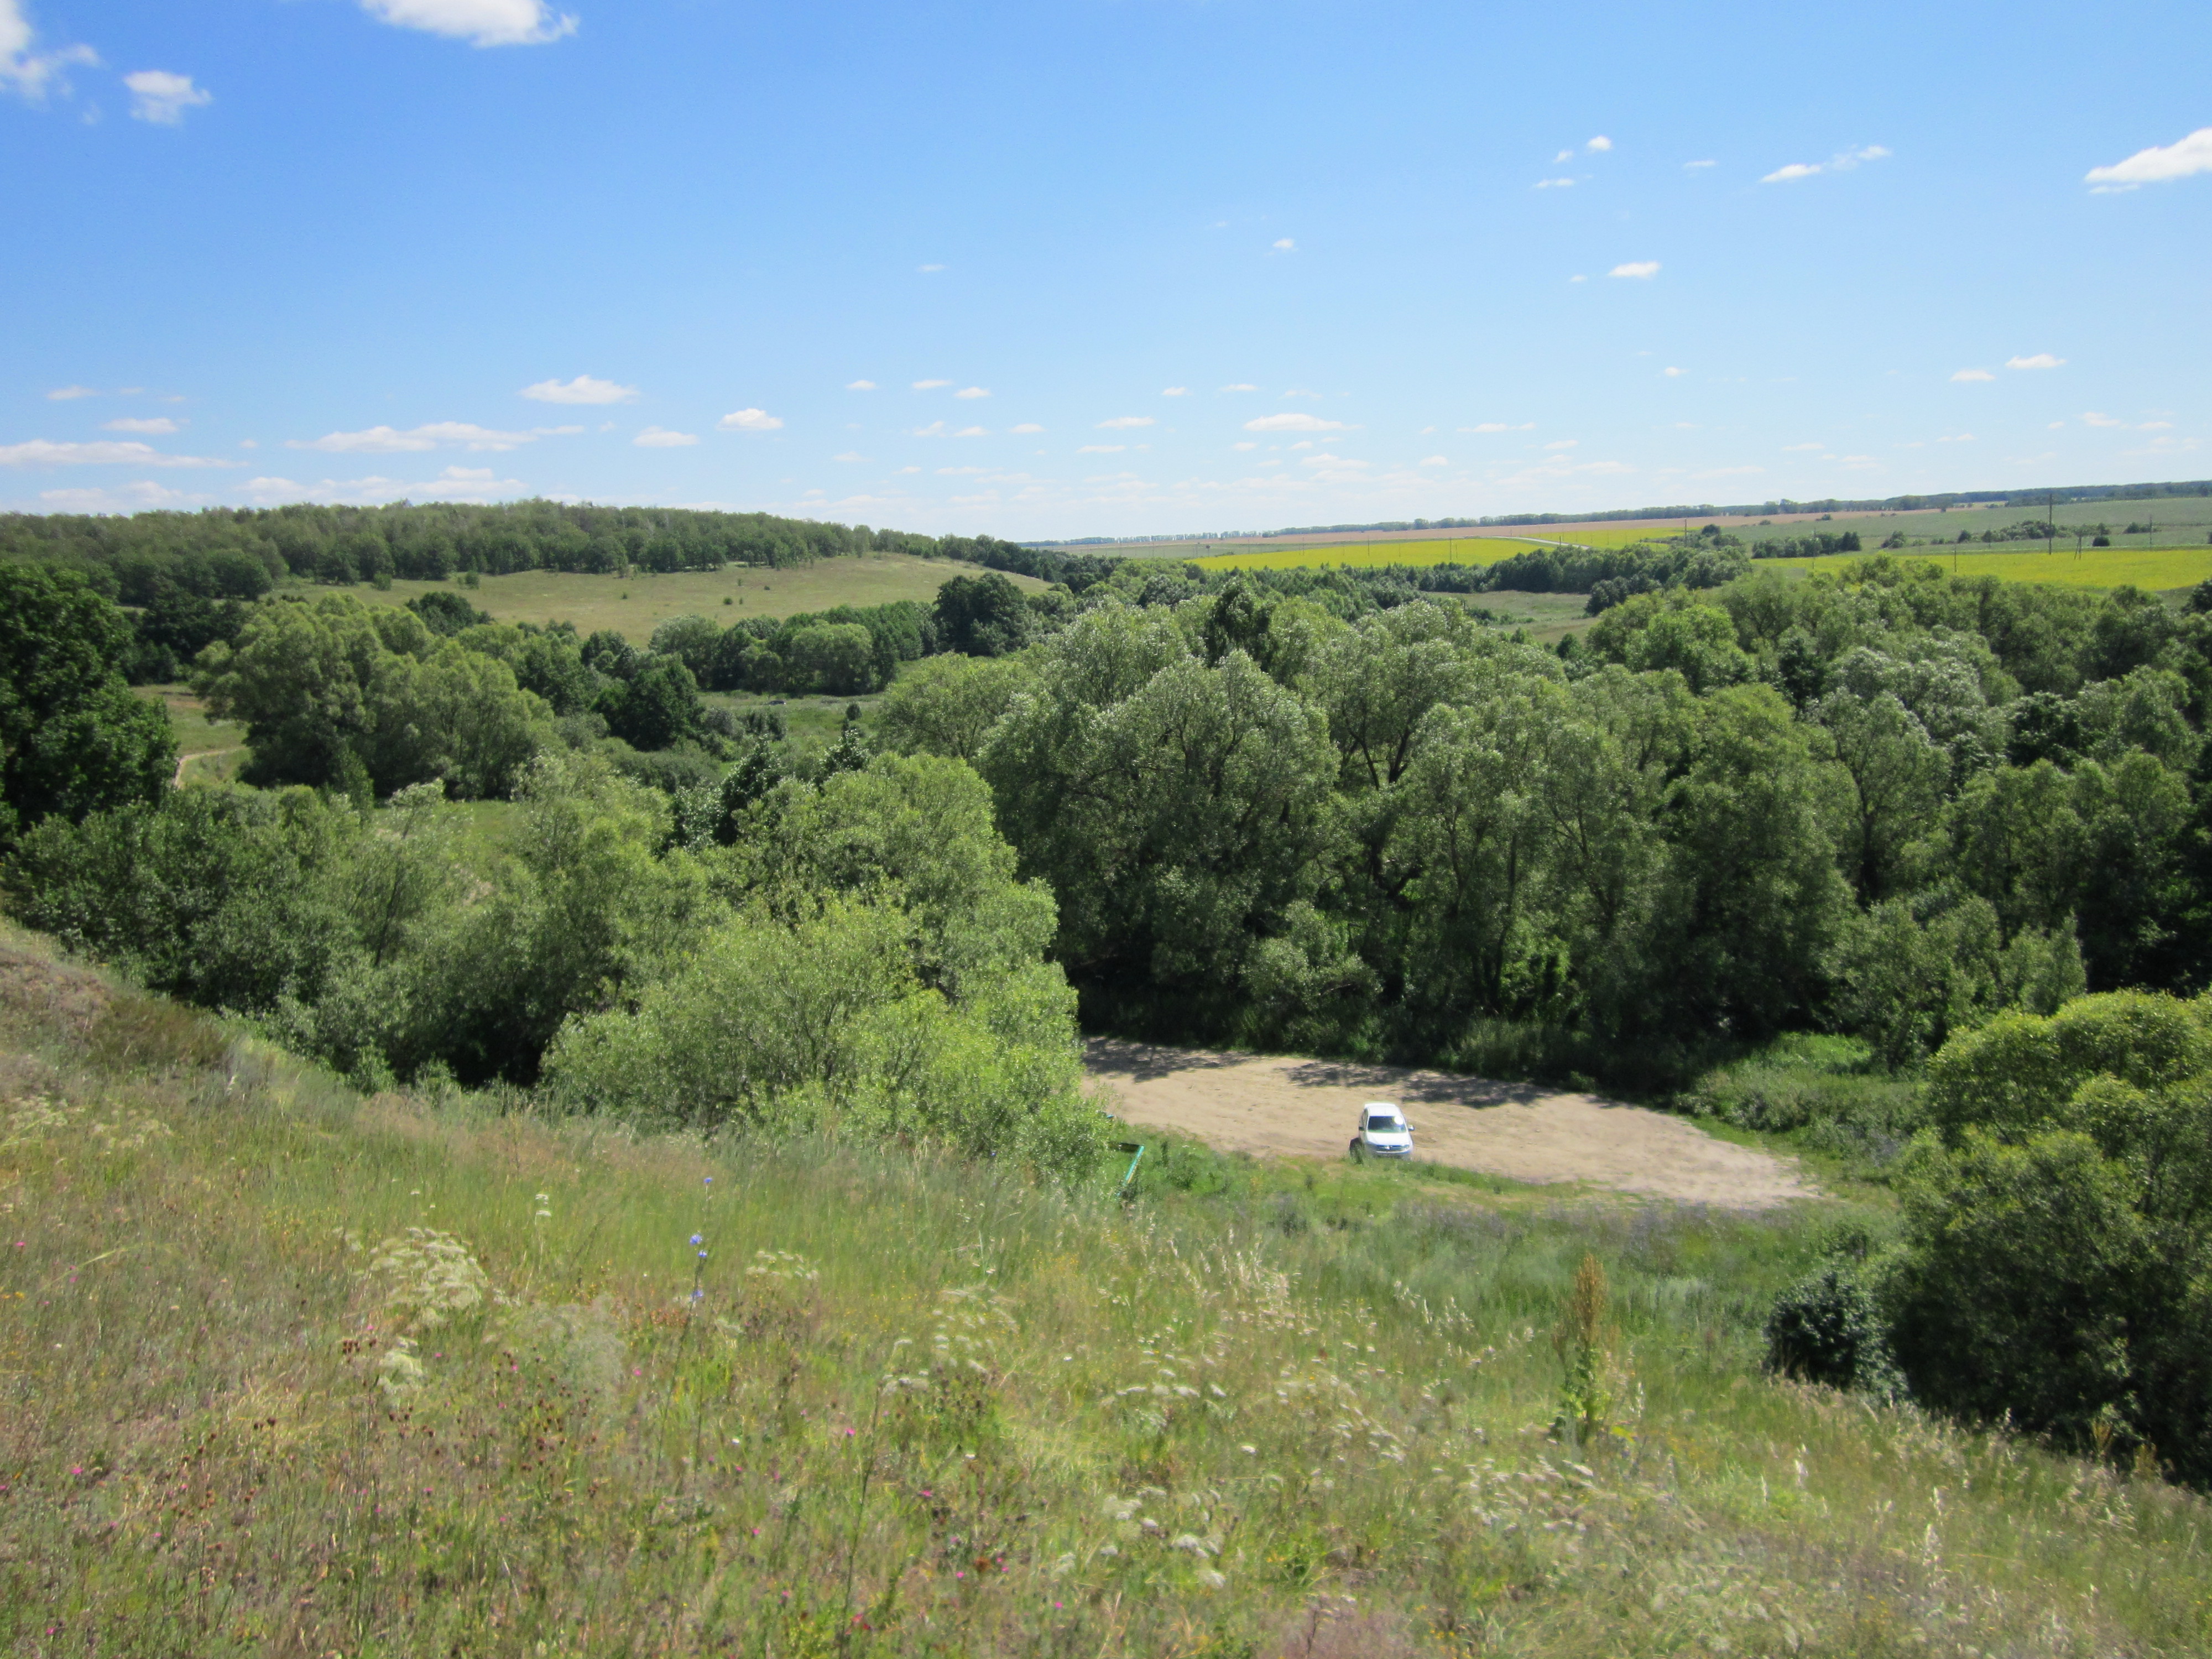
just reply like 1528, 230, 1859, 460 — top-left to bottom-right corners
10, 528, 2212, 1481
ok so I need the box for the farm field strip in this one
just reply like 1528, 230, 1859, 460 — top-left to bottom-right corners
1762, 544, 2212, 591
1192, 536, 1543, 570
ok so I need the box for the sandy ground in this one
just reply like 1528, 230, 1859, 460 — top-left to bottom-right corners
1084, 1039, 1816, 1210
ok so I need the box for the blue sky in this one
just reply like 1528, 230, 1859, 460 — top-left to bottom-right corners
3, 0, 2208, 538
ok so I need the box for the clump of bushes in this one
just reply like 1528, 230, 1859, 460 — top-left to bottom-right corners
1684, 1034, 1924, 1168
1765, 990, 2212, 1485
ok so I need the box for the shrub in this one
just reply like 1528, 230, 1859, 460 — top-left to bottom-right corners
1765, 1266, 1902, 1398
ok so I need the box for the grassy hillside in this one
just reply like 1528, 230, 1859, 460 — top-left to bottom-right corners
5, 926, 2210, 1656
354, 554, 1042, 645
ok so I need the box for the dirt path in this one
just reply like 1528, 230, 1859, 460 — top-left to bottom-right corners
1085, 1039, 1816, 1210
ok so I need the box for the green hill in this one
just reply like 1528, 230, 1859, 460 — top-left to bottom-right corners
4, 923, 2208, 1657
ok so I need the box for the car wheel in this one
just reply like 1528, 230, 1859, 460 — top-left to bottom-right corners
1349, 1139, 1364, 1161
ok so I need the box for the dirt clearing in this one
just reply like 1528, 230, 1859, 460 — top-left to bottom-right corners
1086, 1039, 1815, 1209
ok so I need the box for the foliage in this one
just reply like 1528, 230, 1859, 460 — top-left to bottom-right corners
1869, 992, 2212, 1481
1766, 1266, 1904, 1397
193, 593, 551, 799
0, 565, 177, 844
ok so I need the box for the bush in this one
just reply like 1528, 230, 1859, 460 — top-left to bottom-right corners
1765, 1266, 1903, 1397
1684, 1036, 1923, 1168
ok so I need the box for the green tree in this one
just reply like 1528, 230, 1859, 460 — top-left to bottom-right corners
784, 622, 878, 695
598, 654, 702, 750
0, 564, 175, 841
1816, 690, 1948, 901
982, 610, 1338, 1018
874, 653, 1035, 761
932, 571, 1031, 656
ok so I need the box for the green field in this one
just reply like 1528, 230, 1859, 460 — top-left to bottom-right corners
354, 554, 1037, 644
1769, 542, 2212, 592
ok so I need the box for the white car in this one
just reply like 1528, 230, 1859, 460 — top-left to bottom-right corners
1350, 1102, 1413, 1160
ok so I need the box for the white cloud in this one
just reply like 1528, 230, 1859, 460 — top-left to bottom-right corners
1218, 383, 1257, 393
1663, 366, 1683, 377
2083, 411, 2124, 428
520, 374, 636, 405
846, 379, 877, 390
1231, 441, 1258, 451
1553, 148, 1574, 163
1684, 158, 1716, 170
1010, 422, 1044, 434
832, 451, 865, 462
38, 481, 196, 513
633, 426, 697, 447
102, 416, 178, 434
2141, 420, 2174, 431
1937, 433, 1975, 443
1568, 273, 1586, 283
1097, 415, 1155, 429
1463, 421, 1532, 433
0, 438, 228, 467
1781, 441, 1823, 452
718, 408, 783, 431
2086, 128, 2212, 191
1271, 237, 1295, 252
954, 425, 987, 437
1, 0, 97, 102
1281, 388, 1323, 400
1162, 387, 1188, 397
1543, 438, 1579, 450
1761, 144, 1890, 185
1534, 177, 1574, 189
288, 420, 550, 453
896, 466, 920, 474
2006, 353, 2064, 371
1418, 455, 1447, 467
912, 379, 951, 390
45, 384, 98, 400
1244, 413, 1353, 432
1587, 134, 1612, 152
358, 0, 576, 48
954, 386, 989, 400
936, 466, 987, 476
1609, 261, 1660, 279
124, 70, 210, 125
918, 263, 945, 273
1950, 368, 1994, 382
1078, 444, 1125, 454
912, 421, 947, 437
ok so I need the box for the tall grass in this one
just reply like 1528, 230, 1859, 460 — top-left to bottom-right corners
3, 926, 2209, 1655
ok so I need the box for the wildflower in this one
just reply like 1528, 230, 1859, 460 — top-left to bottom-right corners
691, 1234, 703, 1246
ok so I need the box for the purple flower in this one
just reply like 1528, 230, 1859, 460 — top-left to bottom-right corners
690, 1233, 703, 1246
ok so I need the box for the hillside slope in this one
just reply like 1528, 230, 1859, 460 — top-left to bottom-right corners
3, 924, 2208, 1657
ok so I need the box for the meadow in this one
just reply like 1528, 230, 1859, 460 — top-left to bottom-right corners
6, 924, 2211, 1657
356, 554, 1041, 645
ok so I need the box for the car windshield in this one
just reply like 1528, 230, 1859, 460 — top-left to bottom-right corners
1367, 1113, 1404, 1131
